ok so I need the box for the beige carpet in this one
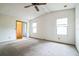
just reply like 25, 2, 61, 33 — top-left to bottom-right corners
0, 38, 79, 56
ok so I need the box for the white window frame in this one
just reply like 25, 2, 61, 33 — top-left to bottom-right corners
57, 18, 68, 35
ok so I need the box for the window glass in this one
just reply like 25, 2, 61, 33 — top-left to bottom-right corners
32, 23, 37, 33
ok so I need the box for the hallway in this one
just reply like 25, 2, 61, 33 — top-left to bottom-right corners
0, 38, 78, 56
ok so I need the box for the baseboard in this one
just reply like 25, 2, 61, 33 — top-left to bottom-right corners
30, 36, 75, 46
75, 45, 79, 53
0, 39, 21, 45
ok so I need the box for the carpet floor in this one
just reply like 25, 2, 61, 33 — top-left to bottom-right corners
0, 38, 78, 56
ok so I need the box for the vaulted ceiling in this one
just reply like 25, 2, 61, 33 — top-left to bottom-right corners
0, 3, 77, 21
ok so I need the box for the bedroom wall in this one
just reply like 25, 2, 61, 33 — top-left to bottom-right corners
0, 14, 17, 42
29, 9, 75, 44
75, 4, 79, 52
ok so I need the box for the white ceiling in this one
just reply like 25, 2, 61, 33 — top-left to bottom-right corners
0, 3, 77, 21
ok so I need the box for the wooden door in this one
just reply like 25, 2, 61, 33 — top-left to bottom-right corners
16, 21, 23, 39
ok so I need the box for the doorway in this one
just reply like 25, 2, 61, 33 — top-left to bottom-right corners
23, 22, 27, 37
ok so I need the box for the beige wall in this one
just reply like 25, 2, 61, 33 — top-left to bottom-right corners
29, 9, 75, 44
0, 14, 17, 42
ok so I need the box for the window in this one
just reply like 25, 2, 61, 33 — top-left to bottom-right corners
57, 18, 68, 35
32, 23, 37, 33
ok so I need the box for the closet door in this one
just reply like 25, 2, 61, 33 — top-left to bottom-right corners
16, 21, 23, 39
